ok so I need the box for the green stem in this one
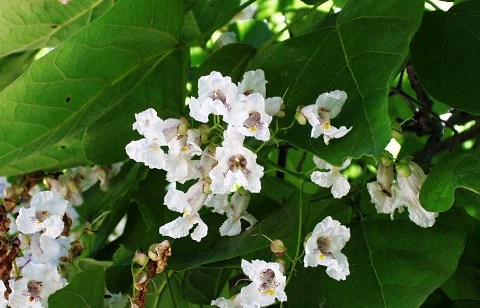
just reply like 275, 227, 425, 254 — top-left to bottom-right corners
285, 180, 305, 287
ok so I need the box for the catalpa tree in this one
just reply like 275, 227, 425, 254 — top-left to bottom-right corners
0, 0, 479, 307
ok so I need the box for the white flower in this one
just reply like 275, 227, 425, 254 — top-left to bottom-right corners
304, 216, 350, 281
301, 90, 352, 144
126, 138, 167, 170
16, 191, 68, 238
126, 109, 184, 170
219, 191, 257, 237
190, 71, 238, 123
240, 259, 287, 307
310, 157, 351, 198
164, 129, 202, 183
238, 69, 267, 97
209, 130, 264, 194
9, 263, 66, 308
205, 193, 229, 214
0, 280, 7, 308
132, 108, 166, 142
211, 295, 243, 308
21, 233, 70, 266
396, 162, 438, 228
159, 181, 208, 242
265, 97, 284, 117
232, 93, 272, 141
367, 163, 404, 218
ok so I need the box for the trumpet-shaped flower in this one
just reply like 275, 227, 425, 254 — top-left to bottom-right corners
190, 71, 238, 123
209, 130, 264, 194
233, 93, 272, 141
164, 129, 202, 183
212, 259, 288, 307
16, 191, 68, 239
311, 157, 351, 198
304, 216, 350, 281
125, 138, 167, 170
396, 162, 438, 228
9, 263, 66, 308
159, 181, 208, 242
218, 191, 257, 237
238, 69, 267, 97
239, 259, 287, 307
20, 233, 70, 266
367, 162, 405, 217
301, 90, 352, 144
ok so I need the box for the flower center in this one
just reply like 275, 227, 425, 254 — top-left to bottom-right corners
243, 112, 263, 132
227, 155, 248, 173
23, 280, 42, 302
318, 108, 331, 129
212, 89, 226, 104
315, 236, 332, 259
35, 211, 49, 222
258, 268, 279, 295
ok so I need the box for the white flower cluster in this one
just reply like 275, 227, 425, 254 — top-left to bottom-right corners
126, 70, 284, 242
367, 154, 438, 228
9, 191, 69, 307
0, 164, 122, 307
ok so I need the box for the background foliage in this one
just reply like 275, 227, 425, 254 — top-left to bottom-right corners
1, 0, 480, 307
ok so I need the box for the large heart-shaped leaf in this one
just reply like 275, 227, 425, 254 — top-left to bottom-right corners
0, 0, 114, 57
411, 1, 480, 115
251, 0, 424, 165
287, 214, 466, 307
0, 0, 183, 176
49, 269, 105, 308
420, 151, 480, 212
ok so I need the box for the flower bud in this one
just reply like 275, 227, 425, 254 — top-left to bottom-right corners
295, 110, 307, 125
391, 122, 403, 141
203, 181, 211, 195
200, 133, 209, 144
380, 151, 394, 167
276, 110, 286, 118
178, 118, 189, 136
270, 239, 287, 257
395, 161, 412, 177
133, 250, 149, 267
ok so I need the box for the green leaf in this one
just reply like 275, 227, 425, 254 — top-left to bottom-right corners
441, 264, 480, 302
410, 1, 480, 114
49, 269, 105, 308
420, 152, 480, 212
181, 267, 232, 304
287, 214, 466, 307
0, 0, 114, 57
0, 0, 183, 176
190, 0, 241, 40
145, 272, 200, 308
251, 0, 424, 165
0, 51, 36, 91
83, 49, 188, 165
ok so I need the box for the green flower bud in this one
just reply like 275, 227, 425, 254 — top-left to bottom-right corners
395, 161, 412, 177
270, 239, 287, 257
